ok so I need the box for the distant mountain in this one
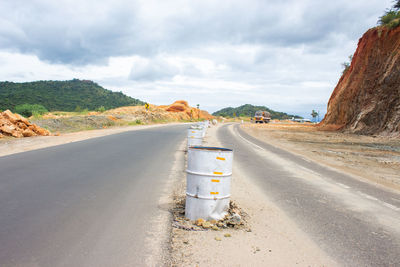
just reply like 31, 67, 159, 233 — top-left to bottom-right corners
212, 104, 303, 120
0, 79, 144, 112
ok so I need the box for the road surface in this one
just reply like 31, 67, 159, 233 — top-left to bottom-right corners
218, 123, 400, 267
0, 124, 187, 267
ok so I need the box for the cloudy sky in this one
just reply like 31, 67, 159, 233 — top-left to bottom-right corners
0, 0, 393, 118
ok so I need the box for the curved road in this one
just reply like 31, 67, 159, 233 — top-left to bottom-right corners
2, 122, 399, 266
0, 124, 187, 267
218, 123, 400, 266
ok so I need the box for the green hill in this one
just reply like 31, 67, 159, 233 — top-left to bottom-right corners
212, 104, 302, 120
0, 79, 144, 112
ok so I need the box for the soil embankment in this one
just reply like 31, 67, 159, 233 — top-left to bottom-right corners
241, 122, 400, 191
17, 100, 213, 134
319, 26, 400, 136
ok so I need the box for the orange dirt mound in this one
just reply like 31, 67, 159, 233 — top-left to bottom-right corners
173, 100, 189, 106
166, 103, 187, 113
0, 110, 51, 138
162, 100, 213, 120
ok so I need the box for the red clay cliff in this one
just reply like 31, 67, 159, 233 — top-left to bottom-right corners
319, 26, 400, 136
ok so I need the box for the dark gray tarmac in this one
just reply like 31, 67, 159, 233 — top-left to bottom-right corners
218, 123, 400, 267
0, 125, 187, 267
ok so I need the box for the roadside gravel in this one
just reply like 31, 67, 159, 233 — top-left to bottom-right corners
170, 123, 337, 266
241, 123, 400, 192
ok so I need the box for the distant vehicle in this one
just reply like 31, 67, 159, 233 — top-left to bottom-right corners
254, 110, 271, 123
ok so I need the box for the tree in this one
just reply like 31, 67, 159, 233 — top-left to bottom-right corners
395, 0, 400, 10
311, 110, 319, 122
0, 80, 144, 112
378, 1, 400, 28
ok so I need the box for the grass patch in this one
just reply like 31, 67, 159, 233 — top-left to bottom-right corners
152, 118, 171, 124
126, 119, 142, 126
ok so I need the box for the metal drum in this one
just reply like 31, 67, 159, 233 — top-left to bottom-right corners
195, 121, 207, 137
202, 121, 209, 137
185, 146, 233, 220
187, 128, 203, 147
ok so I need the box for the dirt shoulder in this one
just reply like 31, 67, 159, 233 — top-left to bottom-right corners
240, 123, 400, 192
170, 123, 337, 266
0, 123, 184, 158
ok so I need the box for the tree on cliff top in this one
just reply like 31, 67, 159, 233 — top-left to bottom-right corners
395, 0, 400, 10
379, 1, 400, 28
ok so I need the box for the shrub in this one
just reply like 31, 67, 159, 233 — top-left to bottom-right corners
14, 104, 48, 117
74, 106, 89, 114
388, 18, 400, 29
342, 62, 350, 74
341, 55, 353, 75
379, 10, 400, 28
127, 119, 143, 126
97, 106, 106, 112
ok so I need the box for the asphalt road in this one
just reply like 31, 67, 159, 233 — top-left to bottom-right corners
0, 124, 187, 267
218, 123, 400, 267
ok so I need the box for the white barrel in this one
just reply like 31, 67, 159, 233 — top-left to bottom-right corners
185, 147, 233, 221
190, 124, 203, 130
187, 129, 203, 147
187, 128, 203, 138
199, 122, 207, 137
193, 122, 207, 138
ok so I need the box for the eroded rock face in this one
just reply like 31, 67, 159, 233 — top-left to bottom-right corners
0, 110, 51, 138
319, 26, 400, 136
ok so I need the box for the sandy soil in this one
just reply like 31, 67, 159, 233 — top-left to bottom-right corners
241, 123, 400, 192
170, 123, 337, 267
0, 123, 184, 158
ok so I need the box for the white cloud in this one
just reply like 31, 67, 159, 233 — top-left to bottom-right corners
129, 56, 180, 81
0, 0, 394, 118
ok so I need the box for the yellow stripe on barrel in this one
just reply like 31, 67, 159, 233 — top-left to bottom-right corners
211, 179, 220, 183
210, 192, 219, 195
213, 171, 223, 175
216, 157, 225, 161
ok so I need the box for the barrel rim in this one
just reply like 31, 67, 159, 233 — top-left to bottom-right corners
189, 146, 233, 152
